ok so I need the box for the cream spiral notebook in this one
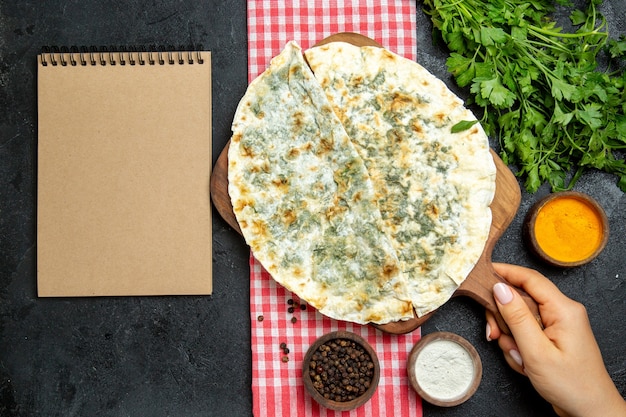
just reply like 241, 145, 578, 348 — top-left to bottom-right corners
37, 46, 213, 296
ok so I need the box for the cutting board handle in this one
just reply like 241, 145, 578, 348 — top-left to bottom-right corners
456, 263, 543, 335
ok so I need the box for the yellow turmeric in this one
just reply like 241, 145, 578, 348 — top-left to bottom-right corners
534, 196, 603, 263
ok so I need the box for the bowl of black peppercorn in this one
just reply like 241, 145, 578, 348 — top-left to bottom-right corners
302, 331, 380, 411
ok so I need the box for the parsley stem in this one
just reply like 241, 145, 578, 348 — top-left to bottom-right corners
528, 22, 607, 40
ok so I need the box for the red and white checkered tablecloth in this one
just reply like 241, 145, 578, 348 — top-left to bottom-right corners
247, 2, 422, 416
247, 0, 417, 80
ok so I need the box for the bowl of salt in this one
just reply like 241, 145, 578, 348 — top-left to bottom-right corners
407, 332, 482, 407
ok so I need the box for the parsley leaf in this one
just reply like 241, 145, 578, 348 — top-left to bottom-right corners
471, 77, 517, 108
451, 120, 480, 133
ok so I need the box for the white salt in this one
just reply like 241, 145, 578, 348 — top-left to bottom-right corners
414, 339, 475, 401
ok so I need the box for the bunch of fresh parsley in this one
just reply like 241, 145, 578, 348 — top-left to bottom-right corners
423, 0, 626, 192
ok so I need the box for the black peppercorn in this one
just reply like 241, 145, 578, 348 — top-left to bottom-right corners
307, 338, 374, 402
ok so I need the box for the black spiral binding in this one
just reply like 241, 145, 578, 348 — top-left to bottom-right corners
40, 45, 205, 67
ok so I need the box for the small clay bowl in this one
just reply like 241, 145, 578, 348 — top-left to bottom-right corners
523, 191, 609, 268
407, 332, 482, 407
302, 331, 380, 411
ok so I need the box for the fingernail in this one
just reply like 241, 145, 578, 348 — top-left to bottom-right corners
486, 323, 492, 342
494, 283, 514, 305
510, 349, 524, 368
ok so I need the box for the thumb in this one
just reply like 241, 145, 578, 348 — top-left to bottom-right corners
493, 282, 546, 355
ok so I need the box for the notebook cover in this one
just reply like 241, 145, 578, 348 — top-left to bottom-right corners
37, 50, 213, 296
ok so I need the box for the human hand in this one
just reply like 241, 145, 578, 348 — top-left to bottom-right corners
486, 263, 626, 417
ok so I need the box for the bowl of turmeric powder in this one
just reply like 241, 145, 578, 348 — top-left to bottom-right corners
523, 191, 609, 267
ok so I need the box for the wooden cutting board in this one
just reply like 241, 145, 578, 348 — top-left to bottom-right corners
210, 33, 540, 334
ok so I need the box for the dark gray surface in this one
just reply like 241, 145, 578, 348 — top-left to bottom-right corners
1, 1, 624, 416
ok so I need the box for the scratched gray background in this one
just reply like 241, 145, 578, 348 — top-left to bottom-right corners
1, 1, 624, 416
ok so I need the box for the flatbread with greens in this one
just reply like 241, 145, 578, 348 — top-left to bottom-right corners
228, 40, 497, 324
228, 41, 414, 324
304, 42, 496, 316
